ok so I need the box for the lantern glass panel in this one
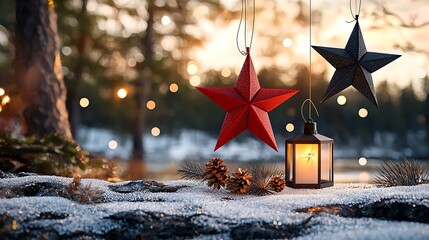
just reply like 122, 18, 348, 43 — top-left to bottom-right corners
295, 144, 319, 184
321, 143, 333, 182
286, 143, 294, 181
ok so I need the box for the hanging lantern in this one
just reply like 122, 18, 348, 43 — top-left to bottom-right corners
285, 120, 334, 188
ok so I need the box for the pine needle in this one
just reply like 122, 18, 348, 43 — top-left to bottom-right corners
374, 158, 429, 187
178, 161, 205, 181
248, 162, 283, 196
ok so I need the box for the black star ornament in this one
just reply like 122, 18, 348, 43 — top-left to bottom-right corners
312, 19, 401, 107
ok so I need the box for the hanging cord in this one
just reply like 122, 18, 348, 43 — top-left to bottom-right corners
303, 0, 320, 121
301, 99, 320, 122
308, 0, 312, 119
236, 0, 256, 56
347, 0, 362, 22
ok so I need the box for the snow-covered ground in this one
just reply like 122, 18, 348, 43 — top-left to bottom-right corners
1, 176, 429, 239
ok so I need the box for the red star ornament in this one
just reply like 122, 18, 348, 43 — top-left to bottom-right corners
197, 49, 298, 151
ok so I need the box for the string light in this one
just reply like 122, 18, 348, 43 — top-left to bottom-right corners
108, 140, 118, 150
117, 88, 128, 99
146, 100, 156, 110
79, 97, 90, 108
169, 83, 179, 93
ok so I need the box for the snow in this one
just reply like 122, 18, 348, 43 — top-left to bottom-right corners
1, 176, 429, 239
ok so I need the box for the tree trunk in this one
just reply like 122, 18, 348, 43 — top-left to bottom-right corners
131, 2, 154, 160
15, 0, 72, 140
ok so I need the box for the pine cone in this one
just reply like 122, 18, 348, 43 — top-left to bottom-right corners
268, 175, 286, 193
227, 168, 252, 194
203, 157, 229, 189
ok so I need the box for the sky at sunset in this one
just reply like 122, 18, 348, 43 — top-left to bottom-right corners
193, 0, 429, 98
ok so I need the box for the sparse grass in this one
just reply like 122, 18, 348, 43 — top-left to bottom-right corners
375, 158, 429, 187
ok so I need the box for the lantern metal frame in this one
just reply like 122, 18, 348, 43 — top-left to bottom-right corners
285, 120, 334, 189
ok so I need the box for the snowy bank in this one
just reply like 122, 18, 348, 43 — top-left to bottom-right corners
0, 175, 429, 239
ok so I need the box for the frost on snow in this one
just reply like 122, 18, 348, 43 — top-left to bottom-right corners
0, 175, 429, 239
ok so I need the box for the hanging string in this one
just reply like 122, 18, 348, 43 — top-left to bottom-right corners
347, 0, 362, 22
303, 0, 321, 122
301, 99, 320, 122
308, 0, 312, 119
236, 0, 255, 56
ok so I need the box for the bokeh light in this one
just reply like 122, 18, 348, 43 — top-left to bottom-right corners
337, 95, 347, 105
169, 83, 179, 93
282, 38, 292, 48
146, 100, 156, 110
1, 95, 10, 105
79, 97, 90, 108
0, 88, 5, 96
358, 157, 367, 166
161, 15, 171, 25
221, 68, 231, 78
189, 75, 201, 87
187, 61, 198, 75
108, 140, 118, 150
151, 127, 160, 137
358, 108, 368, 118
117, 88, 128, 99
285, 123, 295, 132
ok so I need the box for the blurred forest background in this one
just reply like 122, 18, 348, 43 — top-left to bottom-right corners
0, 0, 428, 180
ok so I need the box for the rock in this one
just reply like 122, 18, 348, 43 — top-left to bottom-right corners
230, 216, 313, 240
297, 198, 429, 223
0, 170, 37, 179
109, 180, 186, 193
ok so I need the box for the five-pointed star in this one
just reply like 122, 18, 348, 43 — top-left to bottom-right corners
312, 20, 401, 107
197, 50, 298, 151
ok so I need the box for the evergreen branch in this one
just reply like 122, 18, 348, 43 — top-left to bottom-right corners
247, 162, 283, 196
178, 161, 205, 181
375, 158, 429, 187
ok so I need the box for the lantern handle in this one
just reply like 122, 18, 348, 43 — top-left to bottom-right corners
301, 99, 319, 122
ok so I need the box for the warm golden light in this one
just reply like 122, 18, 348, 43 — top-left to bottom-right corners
169, 83, 179, 93
189, 75, 201, 86
0, 105, 2, 112
146, 100, 156, 110
0, 88, 4, 96
358, 157, 367, 166
221, 68, 231, 77
1, 95, 10, 105
108, 140, 118, 150
161, 15, 171, 25
285, 123, 295, 132
187, 61, 198, 75
117, 88, 128, 99
337, 95, 347, 105
358, 108, 368, 118
282, 38, 293, 48
295, 144, 319, 184
79, 97, 90, 108
151, 127, 160, 137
